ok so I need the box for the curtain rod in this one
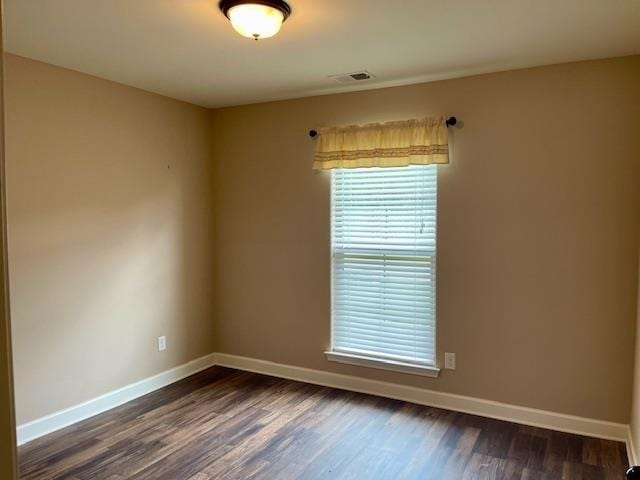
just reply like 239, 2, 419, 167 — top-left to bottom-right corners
308, 116, 457, 138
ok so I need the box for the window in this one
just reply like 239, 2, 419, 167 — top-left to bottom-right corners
326, 165, 438, 377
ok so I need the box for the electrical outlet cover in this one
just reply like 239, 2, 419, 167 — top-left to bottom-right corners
444, 352, 456, 370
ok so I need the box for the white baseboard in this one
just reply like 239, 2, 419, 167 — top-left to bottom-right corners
627, 426, 638, 466
214, 353, 629, 445
16, 353, 217, 446
17, 350, 632, 464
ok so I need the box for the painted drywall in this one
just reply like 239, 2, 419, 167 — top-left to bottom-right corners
5, 54, 216, 424
5, 52, 640, 432
211, 55, 640, 423
0, 14, 19, 480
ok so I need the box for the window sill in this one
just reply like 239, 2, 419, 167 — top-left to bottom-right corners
324, 351, 440, 378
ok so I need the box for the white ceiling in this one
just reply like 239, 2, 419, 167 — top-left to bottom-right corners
5, 0, 640, 108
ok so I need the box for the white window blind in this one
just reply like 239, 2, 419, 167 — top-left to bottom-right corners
331, 165, 437, 366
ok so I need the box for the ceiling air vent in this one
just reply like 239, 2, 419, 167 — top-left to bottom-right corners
330, 71, 376, 83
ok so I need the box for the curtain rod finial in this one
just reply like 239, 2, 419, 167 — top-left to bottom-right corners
446, 117, 457, 127
309, 129, 318, 138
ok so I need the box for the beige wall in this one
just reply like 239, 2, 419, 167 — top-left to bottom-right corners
0, 13, 19, 479
5, 52, 640, 431
5, 54, 216, 424
211, 55, 640, 423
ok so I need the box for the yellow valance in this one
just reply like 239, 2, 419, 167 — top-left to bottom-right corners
312, 116, 449, 170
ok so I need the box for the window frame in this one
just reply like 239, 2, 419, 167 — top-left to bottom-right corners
325, 165, 440, 378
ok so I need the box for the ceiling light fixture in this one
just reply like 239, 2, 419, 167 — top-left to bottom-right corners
219, 0, 292, 40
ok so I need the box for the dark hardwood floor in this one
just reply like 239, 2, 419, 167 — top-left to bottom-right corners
19, 367, 628, 479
